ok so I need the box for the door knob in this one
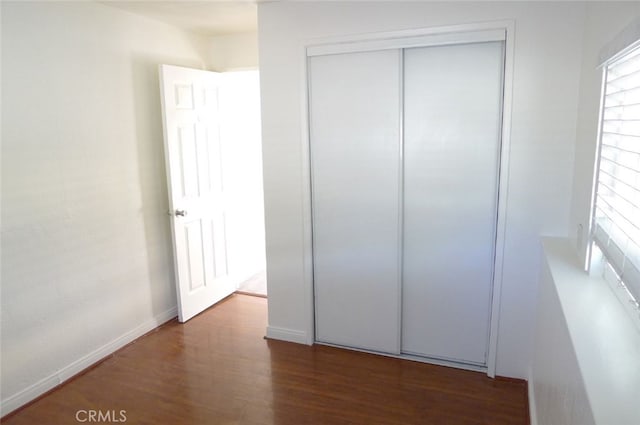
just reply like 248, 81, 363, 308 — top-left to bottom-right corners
175, 209, 187, 217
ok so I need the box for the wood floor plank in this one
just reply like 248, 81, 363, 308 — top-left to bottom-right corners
3, 294, 528, 424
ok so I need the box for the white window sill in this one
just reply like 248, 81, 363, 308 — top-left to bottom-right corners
541, 237, 640, 425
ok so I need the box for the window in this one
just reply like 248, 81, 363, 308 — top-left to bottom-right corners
591, 43, 640, 314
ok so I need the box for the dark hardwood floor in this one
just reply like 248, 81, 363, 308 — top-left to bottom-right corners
3, 294, 528, 425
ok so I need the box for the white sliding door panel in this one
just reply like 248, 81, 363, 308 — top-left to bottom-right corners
310, 50, 402, 354
401, 42, 505, 364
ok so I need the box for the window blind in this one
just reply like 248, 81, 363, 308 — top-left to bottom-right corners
593, 45, 640, 305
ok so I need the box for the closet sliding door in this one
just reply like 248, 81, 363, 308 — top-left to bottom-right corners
402, 41, 505, 365
309, 50, 402, 354
309, 31, 507, 368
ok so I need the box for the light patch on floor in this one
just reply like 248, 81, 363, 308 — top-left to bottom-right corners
237, 270, 267, 296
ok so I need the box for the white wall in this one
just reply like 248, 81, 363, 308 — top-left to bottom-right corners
208, 32, 259, 71
257, 1, 586, 378
1, 1, 208, 413
569, 2, 640, 263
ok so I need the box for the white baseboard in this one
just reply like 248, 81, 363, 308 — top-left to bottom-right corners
265, 326, 309, 345
528, 370, 538, 425
1, 307, 177, 417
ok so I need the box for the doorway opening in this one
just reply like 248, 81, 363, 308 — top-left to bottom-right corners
219, 69, 267, 299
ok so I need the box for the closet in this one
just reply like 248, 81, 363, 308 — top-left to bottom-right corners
309, 28, 507, 368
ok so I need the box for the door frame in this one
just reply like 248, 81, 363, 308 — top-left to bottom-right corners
299, 20, 516, 377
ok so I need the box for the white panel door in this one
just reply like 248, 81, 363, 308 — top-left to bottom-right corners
402, 42, 505, 364
159, 64, 235, 322
309, 50, 402, 354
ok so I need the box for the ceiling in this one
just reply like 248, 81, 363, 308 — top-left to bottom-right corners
101, 1, 258, 36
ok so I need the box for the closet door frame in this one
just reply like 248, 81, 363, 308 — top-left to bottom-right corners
300, 20, 515, 378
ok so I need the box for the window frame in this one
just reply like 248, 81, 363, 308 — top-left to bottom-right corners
588, 42, 640, 326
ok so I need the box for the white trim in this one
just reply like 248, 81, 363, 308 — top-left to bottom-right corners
300, 42, 316, 346
307, 28, 505, 57
585, 70, 608, 272
304, 20, 513, 55
265, 326, 309, 345
487, 20, 516, 378
528, 369, 538, 425
300, 20, 515, 377
396, 49, 405, 356
0, 307, 178, 417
